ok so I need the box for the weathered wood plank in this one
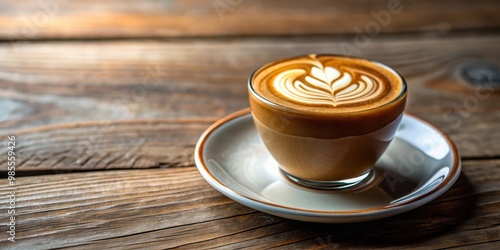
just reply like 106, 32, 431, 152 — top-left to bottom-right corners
2, 36, 499, 133
0, 160, 498, 249
0, 0, 499, 40
1, 35, 499, 171
0, 119, 215, 171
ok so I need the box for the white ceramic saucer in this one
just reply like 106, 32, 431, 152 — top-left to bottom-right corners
195, 108, 461, 223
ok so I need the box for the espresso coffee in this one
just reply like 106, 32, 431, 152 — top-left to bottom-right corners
250, 54, 406, 139
249, 54, 407, 187
252, 54, 404, 113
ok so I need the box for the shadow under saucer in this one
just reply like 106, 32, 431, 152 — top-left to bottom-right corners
294, 172, 476, 247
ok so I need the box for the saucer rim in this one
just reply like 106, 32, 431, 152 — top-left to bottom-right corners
194, 108, 461, 217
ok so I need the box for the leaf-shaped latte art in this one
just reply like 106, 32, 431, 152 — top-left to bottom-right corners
273, 64, 384, 107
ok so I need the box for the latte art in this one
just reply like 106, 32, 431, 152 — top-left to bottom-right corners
274, 63, 384, 107
251, 54, 405, 114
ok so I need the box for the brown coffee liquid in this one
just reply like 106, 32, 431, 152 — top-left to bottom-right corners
249, 54, 406, 139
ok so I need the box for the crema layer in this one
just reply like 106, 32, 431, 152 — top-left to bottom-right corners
249, 54, 407, 138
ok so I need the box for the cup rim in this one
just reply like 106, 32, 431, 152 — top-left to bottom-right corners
248, 54, 407, 116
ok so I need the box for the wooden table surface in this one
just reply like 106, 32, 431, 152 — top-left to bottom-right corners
1, 1, 499, 249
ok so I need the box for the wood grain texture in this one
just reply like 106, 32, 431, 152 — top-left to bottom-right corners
1, 35, 499, 172
0, 119, 215, 171
0, 1, 498, 249
0, 159, 498, 249
0, 0, 499, 40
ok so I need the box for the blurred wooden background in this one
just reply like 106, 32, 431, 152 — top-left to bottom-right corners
0, 0, 499, 249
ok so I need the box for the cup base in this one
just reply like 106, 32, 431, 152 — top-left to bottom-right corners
281, 170, 372, 190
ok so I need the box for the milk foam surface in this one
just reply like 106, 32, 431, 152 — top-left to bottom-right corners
251, 54, 404, 113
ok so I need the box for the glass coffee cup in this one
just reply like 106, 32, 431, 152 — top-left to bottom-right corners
248, 54, 407, 189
